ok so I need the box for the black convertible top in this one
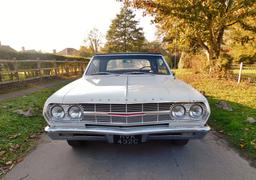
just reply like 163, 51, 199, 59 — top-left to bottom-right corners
95, 52, 162, 56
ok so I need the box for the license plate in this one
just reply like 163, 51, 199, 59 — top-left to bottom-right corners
114, 135, 142, 144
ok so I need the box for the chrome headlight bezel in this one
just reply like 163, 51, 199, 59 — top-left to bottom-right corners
50, 105, 65, 119
48, 104, 83, 121
170, 105, 186, 119
189, 104, 204, 118
170, 103, 208, 121
68, 105, 82, 119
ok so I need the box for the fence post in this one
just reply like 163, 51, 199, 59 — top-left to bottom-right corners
0, 63, 2, 82
37, 59, 42, 79
54, 60, 58, 77
237, 62, 243, 84
80, 62, 84, 75
14, 58, 19, 81
65, 59, 69, 76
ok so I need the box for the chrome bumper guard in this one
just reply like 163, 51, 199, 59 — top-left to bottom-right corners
45, 125, 210, 142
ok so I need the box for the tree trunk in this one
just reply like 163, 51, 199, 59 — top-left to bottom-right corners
216, 27, 225, 58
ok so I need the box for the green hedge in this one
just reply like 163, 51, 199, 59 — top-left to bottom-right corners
238, 54, 256, 64
0, 49, 89, 62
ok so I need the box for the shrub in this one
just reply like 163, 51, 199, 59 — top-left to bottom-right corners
209, 53, 234, 79
164, 55, 173, 68
217, 53, 233, 69
0, 49, 89, 62
178, 52, 208, 73
238, 54, 256, 64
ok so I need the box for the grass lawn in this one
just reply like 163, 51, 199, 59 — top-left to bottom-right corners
0, 83, 66, 176
232, 68, 256, 79
175, 69, 256, 162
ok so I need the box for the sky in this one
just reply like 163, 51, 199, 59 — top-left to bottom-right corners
0, 0, 157, 52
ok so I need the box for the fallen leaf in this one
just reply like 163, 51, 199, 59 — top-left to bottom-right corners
14, 108, 33, 117
10, 144, 20, 150
239, 143, 245, 149
250, 140, 256, 145
9, 164, 14, 170
9, 148, 15, 152
5, 161, 12, 165
29, 134, 37, 139
9, 133, 21, 140
0, 151, 6, 156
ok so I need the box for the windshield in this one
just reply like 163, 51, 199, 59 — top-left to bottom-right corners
86, 55, 170, 75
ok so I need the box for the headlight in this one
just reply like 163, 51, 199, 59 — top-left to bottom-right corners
68, 106, 82, 119
171, 105, 186, 118
189, 104, 203, 118
51, 105, 65, 119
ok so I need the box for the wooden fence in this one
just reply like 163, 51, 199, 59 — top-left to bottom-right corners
230, 63, 256, 83
0, 59, 89, 85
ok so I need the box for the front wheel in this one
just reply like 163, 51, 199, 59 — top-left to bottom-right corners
172, 140, 189, 146
67, 140, 84, 147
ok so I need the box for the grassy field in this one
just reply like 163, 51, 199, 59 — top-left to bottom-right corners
0, 84, 65, 176
232, 68, 256, 79
175, 69, 256, 162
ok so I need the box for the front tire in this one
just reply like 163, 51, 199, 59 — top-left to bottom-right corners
172, 140, 189, 146
67, 140, 84, 147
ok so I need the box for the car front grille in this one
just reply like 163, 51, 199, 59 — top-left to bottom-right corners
80, 103, 172, 126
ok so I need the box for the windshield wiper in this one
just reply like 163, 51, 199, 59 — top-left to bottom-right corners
139, 65, 151, 70
90, 72, 113, 75
125, 71, 147, 74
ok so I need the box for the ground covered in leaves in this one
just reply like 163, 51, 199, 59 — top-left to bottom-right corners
176, 69, 256, 163
0, 83, 66, 176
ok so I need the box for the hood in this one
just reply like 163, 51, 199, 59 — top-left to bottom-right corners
46, 75, 207, 104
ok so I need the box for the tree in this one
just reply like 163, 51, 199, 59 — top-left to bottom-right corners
104, 5, 145, 52
79, 46, 94, 57
85, 28, 102, 53
127, 0, 256, 66
226, 18, 256, 64
142, 40, 174, 66
142, 40, 163, 53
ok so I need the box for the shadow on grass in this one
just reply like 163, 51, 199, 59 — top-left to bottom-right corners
206, 96, 256, 166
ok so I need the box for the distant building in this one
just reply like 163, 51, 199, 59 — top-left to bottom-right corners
23, 49, 38, 53
57, 48, 79, 56
0, 41, 16, 52
20, 46, 38, 53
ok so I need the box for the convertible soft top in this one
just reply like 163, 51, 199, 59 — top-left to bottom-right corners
94, 52, 163, 56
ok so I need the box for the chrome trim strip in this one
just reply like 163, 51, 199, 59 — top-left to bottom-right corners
45, 125, 210, 137
82, 110, 170, 116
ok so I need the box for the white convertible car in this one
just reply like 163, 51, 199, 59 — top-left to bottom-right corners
43, 53, 210, 147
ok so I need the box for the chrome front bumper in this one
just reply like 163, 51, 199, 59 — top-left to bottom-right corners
45, 125, 210, 143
